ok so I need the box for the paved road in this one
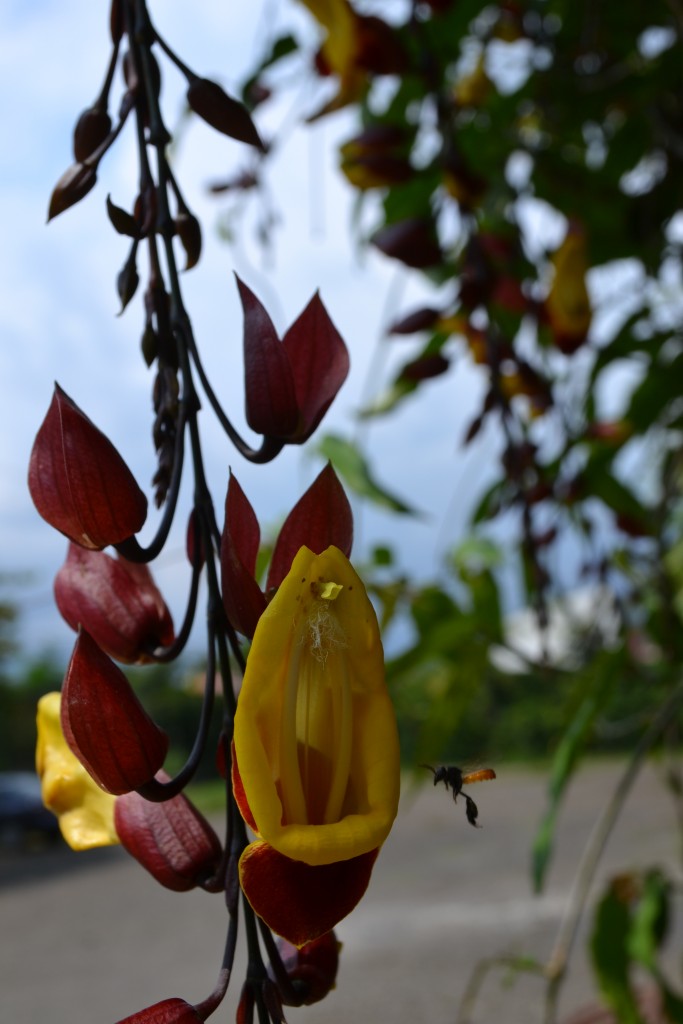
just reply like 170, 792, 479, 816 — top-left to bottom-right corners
1, 762, 680, 1024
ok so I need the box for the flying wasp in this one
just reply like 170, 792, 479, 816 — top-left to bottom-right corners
421, 764, 496, 827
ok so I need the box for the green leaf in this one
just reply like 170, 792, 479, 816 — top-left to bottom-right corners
450, 536, 502, 574
590, 878, 644, 1024
628, 870, 670, 971
315, 434, 420, 515
532, 653, 620, 891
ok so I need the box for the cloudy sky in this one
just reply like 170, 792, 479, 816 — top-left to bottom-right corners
1, 1, 498, 664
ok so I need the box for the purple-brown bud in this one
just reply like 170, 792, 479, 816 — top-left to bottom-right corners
237, 277, 349, 444
48, 163, 98, 221
175, 212, 202, 270
28, 385, 147, 550
54, 544, 174, 664
266, 463, 352, 590
114, 775, 222, 892
187, 77, 263, 150
220, 473, 267, 639
221, 464, 353, 637
371, 218, 442, 269
73, 105, 112, 162
61, 631, 168, 794
271, 931, 341, 1006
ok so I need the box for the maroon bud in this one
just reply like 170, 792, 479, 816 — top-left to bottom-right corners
73, 106, 112, 163
340, 153, 412, 190
237, 276, 299, 438
371, 218, 442, 268
281, 292, 350, 443
237, 278, 349, 444
267, 464, 353, 591
117, 245, 140, 313
220, 474, 267, 638
28, 385, 147, 550
48, 162, 98, 222
186, 510, 206, 569
398, 353, 449, 382
272, 931, 341, 1006
107, 195, 140, 238
387, 307, 441, 335
187, 78, 264, 150
175, 212, 202, 270
355, 16, 407, 75
115, 998, 203, 1024
115, 775, 222, 892
61, 631, 168, 794
54, 543, 174, 663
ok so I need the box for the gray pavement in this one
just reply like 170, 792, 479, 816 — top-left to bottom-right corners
1, 762, 680, 1023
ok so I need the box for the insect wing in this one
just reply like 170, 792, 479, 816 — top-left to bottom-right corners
461, 767, 496, 785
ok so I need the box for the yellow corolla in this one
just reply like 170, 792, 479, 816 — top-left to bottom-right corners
233, 545, 400, 945
234, 545, 400, 866
36, 692, 118, 850
546, 224, 592, 350
296, 0, 357, 80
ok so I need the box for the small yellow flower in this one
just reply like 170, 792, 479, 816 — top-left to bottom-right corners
546, 224, 592, 350
36, 692, 118, 850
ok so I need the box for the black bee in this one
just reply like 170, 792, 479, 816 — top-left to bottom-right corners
421, 764, 496, 827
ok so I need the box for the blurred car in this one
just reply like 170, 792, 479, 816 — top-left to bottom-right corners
0, 771, 62, 848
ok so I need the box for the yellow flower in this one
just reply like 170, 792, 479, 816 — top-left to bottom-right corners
36, 692, 118, 850
297, 0, 357, 80
546, 223, 592, 352
233, 545, 400, 944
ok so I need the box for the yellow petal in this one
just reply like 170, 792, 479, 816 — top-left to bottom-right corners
234, 546, 400, 867
546, 225, 591, 339
36, 692, 118, 850
296, 0, 357, 77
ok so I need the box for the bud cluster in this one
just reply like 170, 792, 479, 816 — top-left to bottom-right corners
30, 2, 380, 1022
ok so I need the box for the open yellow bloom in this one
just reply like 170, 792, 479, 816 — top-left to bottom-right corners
546, 224, 592, 351
233, 545, 400, 944
36, 692, 118, 850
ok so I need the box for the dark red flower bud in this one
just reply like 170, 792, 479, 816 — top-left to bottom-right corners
175, 211, 202, 270
115, 998, 203, 1024
355, 16, 408, 75
114, 775, 222, 892
237, 277, 349, 444
387, 307, 441, 335
73, 105, 112, 163
187, 77, 264, 150
221, 473, 267, 638
272, 931, 341, 1006
267, 464, 353, 590
398, 353, 449, 382
281, 294, 350, 443
186, 510, 207, 569
48, 162, 98, 221
54, 544, 174, 664
371, 218, 442, 269
28, 385, 147, 550
296, 301, 354, 438
238, 277, 299, 438
340, 152, 412, 190
61, 631, 168, 794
